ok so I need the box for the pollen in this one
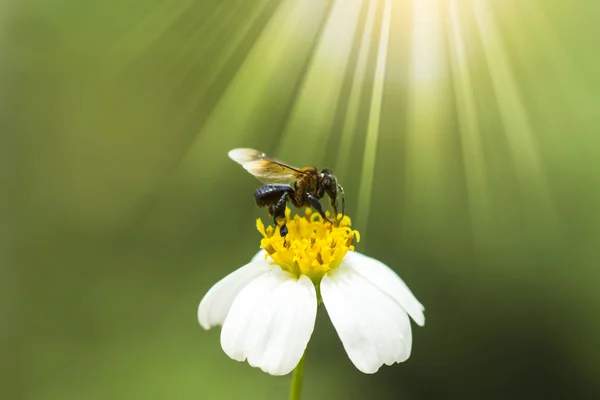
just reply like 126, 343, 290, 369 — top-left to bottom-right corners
256, 208, 360, 282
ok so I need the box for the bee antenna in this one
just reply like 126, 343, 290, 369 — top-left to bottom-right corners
337, 184, 345, 221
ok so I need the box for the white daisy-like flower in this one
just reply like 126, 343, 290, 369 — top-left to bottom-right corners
198, 208, 425, 376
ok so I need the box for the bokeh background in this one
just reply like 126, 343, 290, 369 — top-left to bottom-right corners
3, 0, 600, 398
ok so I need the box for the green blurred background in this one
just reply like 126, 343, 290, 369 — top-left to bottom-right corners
3, 0, 600, 398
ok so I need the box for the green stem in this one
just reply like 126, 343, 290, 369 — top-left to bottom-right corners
289, 352, 306, 400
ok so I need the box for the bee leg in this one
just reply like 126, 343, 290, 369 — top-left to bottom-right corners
305, 193, 331, 224
330, 197, 338, 225
273, 192, 290, 237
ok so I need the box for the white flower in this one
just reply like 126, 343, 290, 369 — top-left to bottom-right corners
198, 210, 425, 376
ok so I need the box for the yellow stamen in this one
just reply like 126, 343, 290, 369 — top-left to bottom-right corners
256, 208, 360, 282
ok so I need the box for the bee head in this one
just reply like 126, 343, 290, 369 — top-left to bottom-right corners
319, 169, 345, 220
319, 169, 336, 192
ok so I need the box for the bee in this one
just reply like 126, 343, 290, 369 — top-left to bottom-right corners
228, 148, 345, 237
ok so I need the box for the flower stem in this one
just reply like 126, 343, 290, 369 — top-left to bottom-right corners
289, 352, 306, 400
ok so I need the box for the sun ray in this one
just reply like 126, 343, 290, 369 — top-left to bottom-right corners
154, 1, 283, 180
166, 1, 276, 118
472, 0, 560, 237
162, 1, 260, 91
152, 2, 241, 81
446, 0, 493, 242
402, 0, 447, 236
355, 0, 393, 242
334, 0, 379, 177
177, 0, 331, 177
111, 0, 218, 77
409, 0, 444, 83
275, 0, 364, 164
152, 1, 274, 143
506, 0, 593, 122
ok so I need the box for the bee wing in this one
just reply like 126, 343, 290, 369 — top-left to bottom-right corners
228, 148, 306, 185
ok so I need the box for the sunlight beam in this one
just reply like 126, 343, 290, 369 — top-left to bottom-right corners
518, 0, 593, 118
355, 0, 393, 241
402, 0, 447, 235
410, 0, 444, 83
276, 0, 364, 164
472, 0, 559, 235
335, 0, 379, 177
447, 0, 493, 240
177, 0, 329, 177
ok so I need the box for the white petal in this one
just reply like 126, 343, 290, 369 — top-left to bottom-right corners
251, 249, 268, 262
220, 270, 317, 376
321, 265, 413, 374
343, 251, 425, 326
198, 259, 272, 330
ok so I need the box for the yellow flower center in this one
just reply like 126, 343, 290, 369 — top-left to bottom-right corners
256, 208, 360, 282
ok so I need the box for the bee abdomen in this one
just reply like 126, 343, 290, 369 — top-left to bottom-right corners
254, 185, 294, 207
